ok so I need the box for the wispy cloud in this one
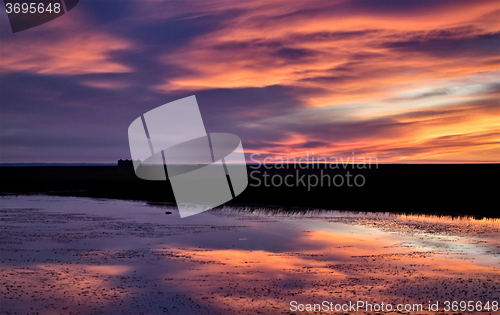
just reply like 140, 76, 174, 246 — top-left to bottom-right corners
0, 0, 498, 162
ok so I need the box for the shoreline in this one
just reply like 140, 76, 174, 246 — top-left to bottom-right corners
2, 191, 498, 220
1, 164, 498, 218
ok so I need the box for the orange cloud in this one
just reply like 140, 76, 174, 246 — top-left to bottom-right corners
0, 11, 133, 76
150, 0, 499, 162
156, 0, 499, 96
0, 33, 132, 75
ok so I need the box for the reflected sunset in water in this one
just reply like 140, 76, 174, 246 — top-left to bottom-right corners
1, 196, 498, 314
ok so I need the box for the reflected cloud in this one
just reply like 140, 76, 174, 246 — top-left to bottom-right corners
1, 196, 499, 314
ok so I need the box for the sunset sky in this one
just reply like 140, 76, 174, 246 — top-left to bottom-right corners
0, 0, 499, 163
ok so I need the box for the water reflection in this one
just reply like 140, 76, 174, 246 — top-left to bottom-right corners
1, 195, 499, 314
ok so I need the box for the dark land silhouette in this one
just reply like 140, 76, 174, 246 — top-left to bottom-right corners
0, 164, 497, 218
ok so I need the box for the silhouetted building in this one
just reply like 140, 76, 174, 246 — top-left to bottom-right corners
118, 159, 134, 167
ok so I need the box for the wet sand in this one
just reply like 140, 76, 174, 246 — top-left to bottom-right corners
0, 195, 499, 314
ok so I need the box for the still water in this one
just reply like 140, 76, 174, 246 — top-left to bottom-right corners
1, 195, 499, 314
